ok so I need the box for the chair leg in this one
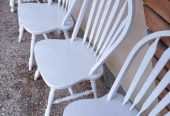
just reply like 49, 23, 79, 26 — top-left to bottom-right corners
57, 30, 61, 38
34, 68, 40, 80
90, 80, 97, 98
64, 30, 69, 39
68, 87, 74, 95
43, 34, 48, 40
18, 0, 21, 4
18, 26, 24, 43
29, 34, 36, 71
45, 88, 55, 116
10, 0, 15, 13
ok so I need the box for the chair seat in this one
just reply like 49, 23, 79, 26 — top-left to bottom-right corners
64, 93, 138, 116
18, 3, 74, 34
35, 39, 103, 89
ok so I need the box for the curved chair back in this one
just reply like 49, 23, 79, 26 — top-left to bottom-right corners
108, 30, 170, 116
70, 0, 135, 75
48, 0, 77, 27
57, 0, 75, 11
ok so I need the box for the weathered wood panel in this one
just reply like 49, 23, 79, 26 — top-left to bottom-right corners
144, 0, 170, 24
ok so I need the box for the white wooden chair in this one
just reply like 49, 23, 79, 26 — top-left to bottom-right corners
18, 0, 76, 70
34, 0, 134, 115
63, 30, 170, 116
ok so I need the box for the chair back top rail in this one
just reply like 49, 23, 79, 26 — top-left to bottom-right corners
107, 30, 170, 116
70, 0, 135, 75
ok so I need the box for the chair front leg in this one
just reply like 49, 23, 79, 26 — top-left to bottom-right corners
18, 26, 24, 42
34, 68, 40, 80
90, 80, 97, 98
29, 34, 36, 71
45, 88, 55, 116
10, 0, 15, 12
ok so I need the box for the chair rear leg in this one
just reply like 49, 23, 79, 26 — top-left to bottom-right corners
18, 26, 24, 42
34, 68, 40, 80
68, 87, 74, 95
90, 80, 97, 98
43, 34, 48, 40
45, 88, 55, 116
64, 30, 69, 39
29, 34, 36, 71
10, 0, 15, 12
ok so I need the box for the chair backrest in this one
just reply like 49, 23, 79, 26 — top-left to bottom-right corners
70, 0, 135, 75
107, 30, 170, 116
18, 0, 40, 4
48, 0, 77, 26
56, 0, 75, 11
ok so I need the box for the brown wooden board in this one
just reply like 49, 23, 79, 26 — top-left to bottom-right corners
144, 0, 170, 24
143, 5, 170, 32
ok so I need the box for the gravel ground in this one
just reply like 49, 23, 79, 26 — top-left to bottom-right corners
0, 1, 109, 116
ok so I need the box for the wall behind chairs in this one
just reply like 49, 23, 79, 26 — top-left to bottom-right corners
72, 0, 156, 112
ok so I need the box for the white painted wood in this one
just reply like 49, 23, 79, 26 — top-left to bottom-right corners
34, 0, 134, 115
107, 30, 170, 100
92, 0, 112, 51
83, 0, 98, 44
89, 0, 134, 75
18, 1, 76, 70
45, 88, 55, 116
29, 34, 36, 71
34, 68, 40, 80
87, 0, 105, 48
137, 69, 170, 116
18, 0, 21, 4
53, 90, 93, 104
68, 87, 74, 95
95, 0, 121, 57
35, 39, 99, 89
124, 38, 159, 106
149, 92, 170, 116
48, 0, 52, 5
165, 111, 170, 116
71, 0, 89, 41
96, 17, 127, 58
64, 31, 170, 116
64, 94, 138, 116
10, 0, 39, 12
64, 31, 69, 39
43, 34, 48, 40
58, 0, 62, 7
10, 0, 15, 12
18, 26, 24, 42
94, 1, 128, 54
90, 80, 97, 98
130, 45, 170, 110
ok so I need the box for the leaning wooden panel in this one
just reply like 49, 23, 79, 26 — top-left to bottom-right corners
143, 5, 170, 32
161, 37, 170, 47
144, 0, 170, 24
